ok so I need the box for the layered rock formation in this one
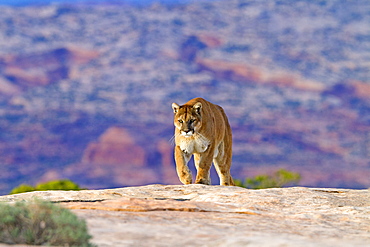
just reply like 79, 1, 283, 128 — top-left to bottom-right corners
81, 126, 146, 167
0, 46, 99, 95
29, 126, 180, 192
63, 126, 160, 188
1, 185, 369, 246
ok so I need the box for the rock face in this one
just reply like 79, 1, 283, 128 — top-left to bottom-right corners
60, 127, 178, 189
82, 126, 146, 167
1, 185, 369, 247
0, 46, 99, 95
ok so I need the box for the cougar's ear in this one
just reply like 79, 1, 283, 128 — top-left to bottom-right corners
172, 103, 180, 114
193, 102, 202, 114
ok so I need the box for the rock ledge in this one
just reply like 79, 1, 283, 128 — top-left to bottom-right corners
1, 185, 369, 246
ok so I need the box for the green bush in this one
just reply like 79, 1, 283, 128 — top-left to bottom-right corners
9, 184, 36, 195
235, 169, 301, 189
10, 179, 82, 195
0, 200, 95, 246
36, 179, 81, 191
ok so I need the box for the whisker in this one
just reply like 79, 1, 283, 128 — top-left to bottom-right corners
169, 135, 175, 144
169, 133, 180, 145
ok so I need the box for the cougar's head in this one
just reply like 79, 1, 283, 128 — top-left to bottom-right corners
172, 101, 202, 137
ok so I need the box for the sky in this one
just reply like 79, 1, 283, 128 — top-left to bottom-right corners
0, 0, 205, 6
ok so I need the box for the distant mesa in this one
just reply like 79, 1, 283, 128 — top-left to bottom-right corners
178, 35, 325, 92
350, 81, 370, 99
62, 126, 179, 189
0, 46, 99, 95
195, 57, 325, 92
0, 76, 21, 95
179, 34, 223, 62
63, 126, 176, 188
322, 81, 370, 101
82, 126, 146, 167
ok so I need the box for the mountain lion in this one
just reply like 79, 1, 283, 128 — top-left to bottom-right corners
172, 97, 234, 186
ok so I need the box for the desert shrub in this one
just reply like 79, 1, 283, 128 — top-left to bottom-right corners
9, 184, 36, 195
235, 169, 301, 189
0, 200, 95, 246
36, 179, 81, 191
10, 179, 82, 195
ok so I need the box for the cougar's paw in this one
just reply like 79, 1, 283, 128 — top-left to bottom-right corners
180, 174, 192, 185
195, 178, 211, 185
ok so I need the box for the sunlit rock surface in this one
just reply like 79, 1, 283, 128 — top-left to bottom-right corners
1, 185, 369, 246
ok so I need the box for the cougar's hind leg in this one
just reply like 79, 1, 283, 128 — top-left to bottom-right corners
213, 158, 231, 185
213, 146, 234, 186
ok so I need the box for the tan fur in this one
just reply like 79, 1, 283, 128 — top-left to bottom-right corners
171, 97, 234, 186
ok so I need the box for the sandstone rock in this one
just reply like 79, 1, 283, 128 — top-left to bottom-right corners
351, 80, 370, 99
0, 46, 99, 92
81, 126, 146, 167
64, 126, 155, 188
196, 58, 325, 92
0, 76, 21, 95
1, 185, 369, 246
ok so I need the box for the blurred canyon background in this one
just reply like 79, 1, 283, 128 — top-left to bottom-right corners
0, 0, 369, 195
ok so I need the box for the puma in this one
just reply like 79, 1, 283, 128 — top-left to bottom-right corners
171, 97, 234, 186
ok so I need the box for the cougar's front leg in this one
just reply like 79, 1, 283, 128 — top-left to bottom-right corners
194, 149, 213, 185
174, 145, 192, 184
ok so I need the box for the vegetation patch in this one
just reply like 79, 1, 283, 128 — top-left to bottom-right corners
235, 169, 301, 189
10, 179, 82, 195
0, 200, 95, 246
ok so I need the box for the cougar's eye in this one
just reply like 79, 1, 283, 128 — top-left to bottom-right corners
178, 119, 183, 123
189, 119, 195, 124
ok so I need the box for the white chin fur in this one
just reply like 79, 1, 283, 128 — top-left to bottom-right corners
181, 132, 193, 137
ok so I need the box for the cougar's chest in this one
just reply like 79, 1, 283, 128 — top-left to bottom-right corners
178, 135, 210, 154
